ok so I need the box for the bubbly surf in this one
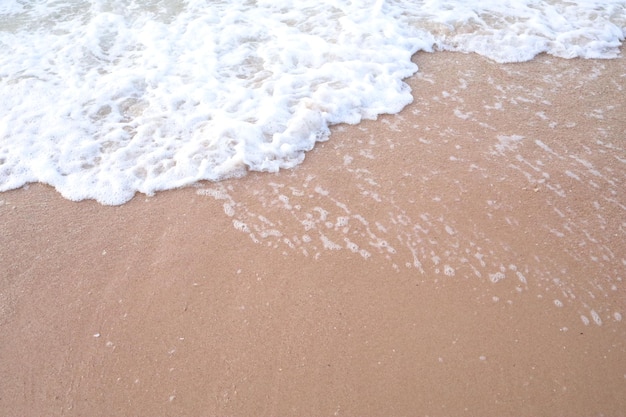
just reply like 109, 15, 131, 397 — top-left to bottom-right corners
1, 0, 624, 204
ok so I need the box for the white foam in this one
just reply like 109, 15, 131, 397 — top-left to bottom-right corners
410, 1, 626, 62
223, 203, 235, 217
489, 271, 506, 283
232, 220, 250, 234
1, 0, 625, 203
590, 309, 603, 326
495, 135, 525, 153
320, 234, 342, 250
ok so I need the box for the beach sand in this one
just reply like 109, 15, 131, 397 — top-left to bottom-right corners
1, 50, 625, 416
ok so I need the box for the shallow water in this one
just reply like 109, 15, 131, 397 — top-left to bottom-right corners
195, 52, 626, 329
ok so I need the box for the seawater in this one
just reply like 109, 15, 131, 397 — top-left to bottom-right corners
1, 0, 624, 204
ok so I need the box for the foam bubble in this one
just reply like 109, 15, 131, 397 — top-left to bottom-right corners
344, 238, 359, 253
489, 272, 506, 283
223, 203, 235, 217
320, 234, 342, 250
336, 216, 349, 227
581, 315, 590, 326
233, 220, 250, 234
590, 309, 603, 326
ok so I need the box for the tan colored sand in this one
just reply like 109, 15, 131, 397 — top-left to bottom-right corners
1, 51, 625, 416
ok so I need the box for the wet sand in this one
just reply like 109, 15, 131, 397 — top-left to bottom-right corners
1, 51, 625, 416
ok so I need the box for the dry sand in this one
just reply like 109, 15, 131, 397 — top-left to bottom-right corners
1, 51, 625, 416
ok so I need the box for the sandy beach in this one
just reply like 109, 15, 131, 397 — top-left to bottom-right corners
1, 50, 625, 416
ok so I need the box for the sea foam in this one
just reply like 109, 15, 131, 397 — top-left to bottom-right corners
1, 0, 624, 204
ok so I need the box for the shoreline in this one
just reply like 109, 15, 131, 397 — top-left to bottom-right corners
1, 50, 625, 416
